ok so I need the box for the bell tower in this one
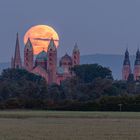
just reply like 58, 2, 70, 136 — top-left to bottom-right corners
72, 43, 80, 66
122, 49, 131, 80
24, 38, 34, 71
47, 38, 57, 84
134, 49, 140, 80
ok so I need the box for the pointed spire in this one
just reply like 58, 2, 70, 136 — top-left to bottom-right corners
135, 48, 140, 65
122, 48, 131, 80
13, 33, 22, 68
73, 42, 79, 53
48, 38, 56, 51
125, 48, 129, 56
25, 38, 33, 49
123, 48, 130, 65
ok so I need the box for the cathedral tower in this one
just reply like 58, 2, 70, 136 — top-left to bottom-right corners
12, 33, 22, 69
72, 43, 80, 66
134, 49, 140, 80
47, 39, 57, 84
24, 38, 34, 71
122, 49, 131, 80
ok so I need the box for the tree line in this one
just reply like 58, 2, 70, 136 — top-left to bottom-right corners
0, 64, 140, 111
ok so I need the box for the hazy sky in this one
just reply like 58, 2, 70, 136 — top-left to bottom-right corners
1, 0, 140, 62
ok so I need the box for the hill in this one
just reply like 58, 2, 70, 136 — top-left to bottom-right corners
0, 54, 136, 79
80, 54, 135, 79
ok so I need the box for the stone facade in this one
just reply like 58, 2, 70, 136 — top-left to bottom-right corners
134, 49, 140, 80
122, 49, 131, 80
11, 34, 80, 85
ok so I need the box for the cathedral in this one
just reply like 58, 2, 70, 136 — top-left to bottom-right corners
122, 49, 140, 81
11, 33, 80, 85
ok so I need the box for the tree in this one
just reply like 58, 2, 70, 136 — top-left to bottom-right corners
72, 64, 113, 83
0, 68, 48, 101
47, 83, 65, 102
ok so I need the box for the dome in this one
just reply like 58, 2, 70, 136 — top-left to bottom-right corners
36, 50, 47, 61
60, 53, 72, 62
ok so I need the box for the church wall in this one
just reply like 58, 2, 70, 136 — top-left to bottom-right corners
134, 65, 140, 80
122, 65, 131, 80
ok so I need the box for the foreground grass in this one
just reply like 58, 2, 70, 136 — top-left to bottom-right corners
0, 110, 140, 119
0, 111, 140, 140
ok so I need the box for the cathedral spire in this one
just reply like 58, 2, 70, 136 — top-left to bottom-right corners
72, 43, 80, 66
123, 48, 130, 65
13, 33, 22, 68
122, 48, 131, 80
47, 38, 56, 51
47, 38, 57, 84
73, 43, 80, 53
24, 37, 33, 71
134, 48, 140, 80
135, 48, 140, 65
25, 38, 33, 50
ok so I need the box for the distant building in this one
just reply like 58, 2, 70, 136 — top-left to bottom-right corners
122, 49, 140, 81
122, 49, 131, 80
134, 49, 140, 80
11, 33, 22, 69
11, 33, 80, 85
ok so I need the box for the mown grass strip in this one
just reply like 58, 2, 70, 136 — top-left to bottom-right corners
0, 111, 139, 119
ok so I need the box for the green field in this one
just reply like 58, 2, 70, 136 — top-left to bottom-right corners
0, 111, 140, 140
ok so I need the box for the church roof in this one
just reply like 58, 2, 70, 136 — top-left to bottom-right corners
73, 43, 79, 52
123, 49, 130, 65
48, 38, 56, 51
135, 49, 140, 65
60, 53, 72, 62
36, 50, 47, 61
14, 33, 22, 68
57, 67, 64, 75
33, 65, 47, 72
25, 38, 33, 49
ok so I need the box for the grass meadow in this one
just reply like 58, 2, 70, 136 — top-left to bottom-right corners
0, 111, 140, 140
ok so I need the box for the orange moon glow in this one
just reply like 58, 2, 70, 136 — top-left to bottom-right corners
24, 25, 59, 55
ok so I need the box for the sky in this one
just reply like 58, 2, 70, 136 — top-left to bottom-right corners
1, 0, 140, 62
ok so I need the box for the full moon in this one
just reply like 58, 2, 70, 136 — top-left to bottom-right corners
24, 25, 59, 55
